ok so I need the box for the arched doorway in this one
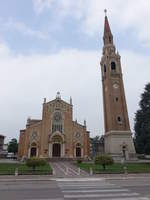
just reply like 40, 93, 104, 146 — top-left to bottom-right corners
30, 142, 37, 157
50, 134, 63, 158
52, 143, 61, 157
76, 143, 81, 157
31, 147, 37, 157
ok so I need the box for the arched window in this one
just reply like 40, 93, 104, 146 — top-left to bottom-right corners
111, 62, 116, 71
117, 116, 121, 122
116, 97, 119, 102
104, 64, 106, 73
31, 132, 38, 140
52, 111, 63, 133
109, 36, 112, 43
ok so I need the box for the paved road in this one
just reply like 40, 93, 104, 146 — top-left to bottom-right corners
50, 161, 89, 177
0, 177, 150, 200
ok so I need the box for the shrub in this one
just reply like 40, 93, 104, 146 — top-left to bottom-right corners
77, 159, 82, 164
94, 154, 114, 170
26, 158, 47, 171
137, 154, 145, 159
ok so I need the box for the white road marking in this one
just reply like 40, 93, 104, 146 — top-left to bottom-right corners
28, 199, 64, 200
59, 183, 114, 186
64, 198, 150, 200
58, 182, 116, 187
57, 178, 148, 200
67, 166, 79, 175
60, 186, 121, 190
55, 177, 105, 181
54, 163, 66, 175
109, 199, 150, 200
61, 162, 78, 175
64, 192, 139, 198
62, 188, 129, 193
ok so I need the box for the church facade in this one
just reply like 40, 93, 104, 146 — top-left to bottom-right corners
18, 93, 90, 159
18, 12, 136, 161
100, 12, 136, 160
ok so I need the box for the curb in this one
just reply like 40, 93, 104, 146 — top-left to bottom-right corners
0, 175, 150, 182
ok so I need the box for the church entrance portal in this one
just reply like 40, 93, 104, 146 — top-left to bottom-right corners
52, 143, 61, 157
30, 147, 37, 157
76, 147, 81, 157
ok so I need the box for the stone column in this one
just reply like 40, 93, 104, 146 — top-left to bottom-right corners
28, 148, 30, 158
61, 143, 65, 157
49, 143, 52, 158
36, 148, 39, 157
81, 148, 84, 158
74, 147, 76, 158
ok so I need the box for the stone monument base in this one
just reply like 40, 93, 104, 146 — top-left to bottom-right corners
104, 131, 137, 162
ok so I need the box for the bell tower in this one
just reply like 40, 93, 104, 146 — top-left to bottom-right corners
100, 10, 136, 160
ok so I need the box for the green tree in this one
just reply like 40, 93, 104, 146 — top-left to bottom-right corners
26, 158, 47, 171
94, 155, 114, 170
134, 83, 150, 154
8, 138, 18, 154
91, 135, 104, 157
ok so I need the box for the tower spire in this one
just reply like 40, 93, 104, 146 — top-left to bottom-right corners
104, 9, 107, 16
100, 11, 136, 160
103, 10, 113, 45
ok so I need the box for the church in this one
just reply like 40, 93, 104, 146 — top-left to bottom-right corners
18, 92, 90, 159
18, 11, 136, 161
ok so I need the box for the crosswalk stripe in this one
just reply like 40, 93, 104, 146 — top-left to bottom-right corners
58, 180, 148, 200
62, 188, 129, 193
56, 178, 105, 181
58, 183, 115, 187
66, 198, 149, 200
28, 199, 64, 200
64, 192, 139, 198
60, 186, 121, 189
59, 184, 119, 187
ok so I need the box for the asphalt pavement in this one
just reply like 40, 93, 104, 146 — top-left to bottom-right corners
0, 177, 150, 200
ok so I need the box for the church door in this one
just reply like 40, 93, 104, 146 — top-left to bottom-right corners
76, 147, 81, 157
52, 143, 61, 157
30, 147, 37, 157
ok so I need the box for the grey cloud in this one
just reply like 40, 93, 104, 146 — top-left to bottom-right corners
0, 44, 150, 143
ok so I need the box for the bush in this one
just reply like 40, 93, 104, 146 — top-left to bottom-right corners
26, 158, 47, 171
137, 154, 146, 159
77, 159, 82, 164
94, 155, 114, 170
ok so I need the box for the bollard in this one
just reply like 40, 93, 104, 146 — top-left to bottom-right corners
15, 168, 18, 176
78, 167, 80, 175
90, 167, 93, 176
123, 166, 128, 174
121, 158, 125, 165
52, 169, 55, 175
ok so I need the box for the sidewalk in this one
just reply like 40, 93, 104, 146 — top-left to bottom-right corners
1, 173, 150, 182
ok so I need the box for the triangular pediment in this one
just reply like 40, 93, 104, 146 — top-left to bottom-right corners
46, 98, 72, 107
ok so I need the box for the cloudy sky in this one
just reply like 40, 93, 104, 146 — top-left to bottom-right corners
0, 0, 150, 142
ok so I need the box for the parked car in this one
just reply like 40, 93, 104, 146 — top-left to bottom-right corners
7, 153, 17, 159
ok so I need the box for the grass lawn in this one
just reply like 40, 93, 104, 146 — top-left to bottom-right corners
0, 163, 52, 175
76, 162, 150, 174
